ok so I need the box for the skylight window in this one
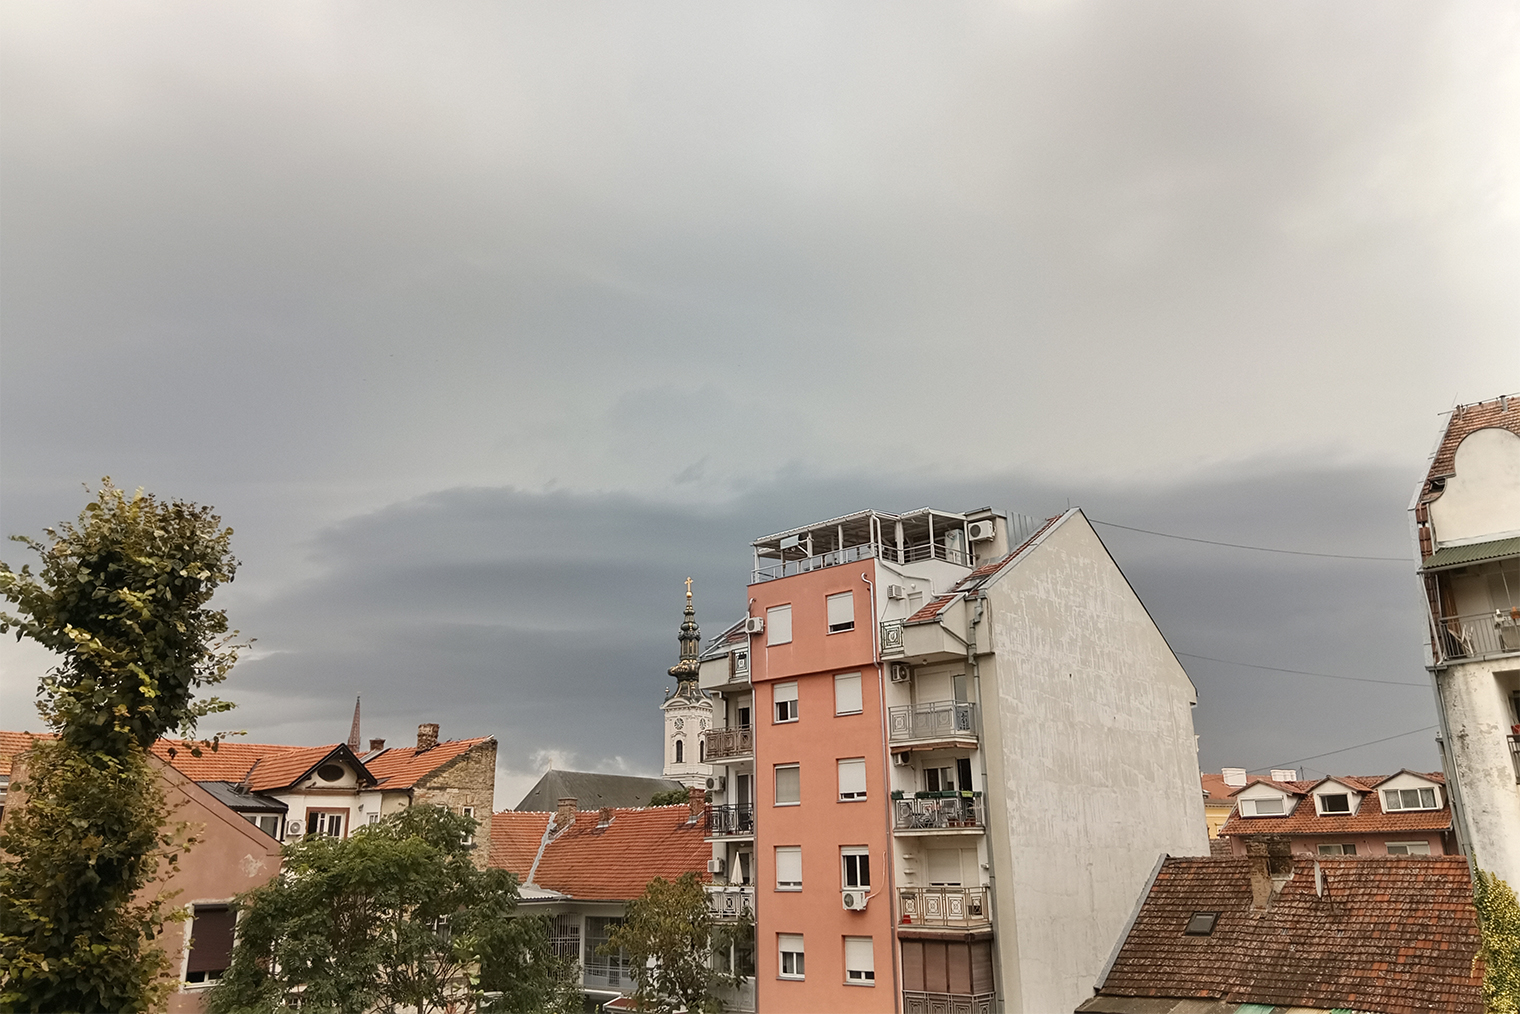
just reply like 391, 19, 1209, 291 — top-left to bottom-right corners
1184, 911, 1219, 936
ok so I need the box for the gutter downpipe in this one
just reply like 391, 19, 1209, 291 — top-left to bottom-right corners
863, 570, 902, 1014
966, 588, 1005, 1009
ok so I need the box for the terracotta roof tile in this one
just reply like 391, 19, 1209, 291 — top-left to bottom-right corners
1220, 774, 1452, 838
0, 731, 49, 776
489, 804, 710, 901
1098, 855, 1484, 1014
1199, 774, 1239, 803
365, 737, 492, 790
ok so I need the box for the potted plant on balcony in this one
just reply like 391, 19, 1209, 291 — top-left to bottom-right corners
890, 789, 905, 800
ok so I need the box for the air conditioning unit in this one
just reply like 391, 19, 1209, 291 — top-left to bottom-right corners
886, 583, 907, 600
967, 520, 996, 542
842, 890, 869, 911
285, 819, 305, 838
744, 616, 764, 635
892, 752, 911, 768
707, 857, 726, 875
889, 662, 911, 683
707, 775, 726, 793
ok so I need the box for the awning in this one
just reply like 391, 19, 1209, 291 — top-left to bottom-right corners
1421, 536, 1520, 572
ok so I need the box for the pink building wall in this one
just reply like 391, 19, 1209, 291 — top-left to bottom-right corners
1226, 832, 1453, 857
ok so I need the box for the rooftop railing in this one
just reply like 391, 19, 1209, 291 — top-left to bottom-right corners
752, 542, 878, 583
1433, 610, 1520, 663
889, 701, 979, 743
897, 886, 990, 929
893, 794, 985, 832
707, 803, 755, 838
903, 992, 996, 1014
703, 726, 754, 761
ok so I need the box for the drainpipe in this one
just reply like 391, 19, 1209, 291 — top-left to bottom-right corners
966, 588, 1004, 1008
862, 570, 902, 1014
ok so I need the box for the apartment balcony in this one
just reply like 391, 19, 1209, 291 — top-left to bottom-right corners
582, 962, 632, 991
898, 886, 991, 929
889, 701, 979, 748
903, 991, 996, 1014
706, 884, 755, 920
706, 803, 755, 839
893, 794, 985, 835
703, 726, 754, 762
1509, 735, 1520, 784
1432, 609, 1520, 664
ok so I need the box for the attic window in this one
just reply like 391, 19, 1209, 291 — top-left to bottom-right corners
1184, 911, 1219, 936
1318, 793, 1350, 814
1384, 787, 1438, 811
316, 764, 345, 782
1245, 797, 1284, 816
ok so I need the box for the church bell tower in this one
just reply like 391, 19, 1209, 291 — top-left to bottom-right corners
662, 578, 714, 788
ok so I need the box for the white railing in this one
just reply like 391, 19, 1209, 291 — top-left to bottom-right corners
898, 886, 990, 928
706, 885, 754, 919
752, 542, 877, 583
893, 795, 985, 831
889, 701, 978, 743
1433, 610, 1520, 663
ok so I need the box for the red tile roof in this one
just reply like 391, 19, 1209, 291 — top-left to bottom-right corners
1219, 773, 1451, 838
489, 804, 711, 901
0, 731, 49, 776
144, 736, 491, 792
1096, 855, 1484, 1014
364, 737, 492, 790
1199, 773, 1238, 804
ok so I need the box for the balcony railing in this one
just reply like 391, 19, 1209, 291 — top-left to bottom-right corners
894, 794, 985, 832
1433, 610, 1520, 663
1509, 735, 1520, 785
582, 963, 632, 990
704, 726, 754, 761
706, 885, 755, 919
752, 542, 878, 583
889, 701, 979, 743
898, 886, 990, 929
707, 803, 755, 837
903, 991, 996, 1014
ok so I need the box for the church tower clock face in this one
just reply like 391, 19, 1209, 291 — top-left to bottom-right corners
674, 718, 685, 731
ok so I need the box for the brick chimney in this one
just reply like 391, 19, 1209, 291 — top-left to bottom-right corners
597, 806, 615, 827
368, 738, 386, 752
556, 797, 578, 828
416, 723, 440, 752
688, 785, 706, 819
1247, 838, 1294, 911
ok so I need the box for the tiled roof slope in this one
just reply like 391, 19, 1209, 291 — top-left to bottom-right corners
0, 731, 49, 776
148, 737, 488, 792
149, 740, 306, 783
1219, 774, 1451, 837
365, 737, 492, 789
489, 805, 710, 901
904, 513, 1062, 625
1199, 774, 1237, 805
1098, 855, 1483, 1014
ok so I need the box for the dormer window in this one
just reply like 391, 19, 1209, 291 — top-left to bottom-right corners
1384, 787, 1439, 811
1243, 796, 1285, 816
1317, 793, 1351, 814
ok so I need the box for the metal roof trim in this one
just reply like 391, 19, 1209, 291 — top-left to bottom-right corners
1420, 536, 1520, 572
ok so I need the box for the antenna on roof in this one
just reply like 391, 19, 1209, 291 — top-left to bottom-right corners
347, 696, 361, 753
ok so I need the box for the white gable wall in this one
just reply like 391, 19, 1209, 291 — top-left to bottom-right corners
977, 511, 1208, 1014
1429, 428, 1520, 546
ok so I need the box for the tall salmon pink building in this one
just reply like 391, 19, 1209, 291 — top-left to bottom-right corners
696, 506, 1208, 1014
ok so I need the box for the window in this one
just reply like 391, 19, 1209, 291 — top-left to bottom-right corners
775, 682, 799, 723
767, 604, 793, 646
1383, 787, 1438, 811
1317, 843, 1357, 855
306, 810, 346, 837
242, 813, 281, 838
779, 934, 805, 979
184, 906, 236, 983
585, 916, 627, 988
1183, 911, 1219, 936
1245, 797, 1284, 816
838, 758, 867, 801
675, 739, 684, 763
827, 592, 855, 633
0, 774, 8, 805
844, 936, 875, 984
461, 806, 476, 846
699, 740, 705, 762
925, 766, 956, 792
1317, 793, 1350, 814
737, 851, 752, 886
776, 847, 802, 890
834, 673, 863, 715
549, 914, 580, 961
842, 847, 870, 889
737, 705, 751, 729
316, 763, 346, 782
1386, 841, 1432, 855
775, 764, 800, 805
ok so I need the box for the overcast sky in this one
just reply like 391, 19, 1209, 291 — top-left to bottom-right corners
3, 1, 1517, 808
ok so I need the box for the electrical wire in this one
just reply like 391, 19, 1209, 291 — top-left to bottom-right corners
1089, 519, 1408, 562
1176, 652, 1429, 688
1254, 725, 1438, 773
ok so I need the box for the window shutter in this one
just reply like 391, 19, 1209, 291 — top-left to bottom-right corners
767, 605, 792, 645
970, 940, 995, 993
928, 849, 962, 885
775, 682, 798, 703
838, 758, 867, 799
834, 673, 862, 715
901, 940, 926, 992
827, 592, 855, 632
776, 848, 802, 887
775, 765, 801, 804
845, 936, 874, 976
186, 907, 237, 975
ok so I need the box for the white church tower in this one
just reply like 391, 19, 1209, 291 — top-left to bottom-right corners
662, 579, 714, 789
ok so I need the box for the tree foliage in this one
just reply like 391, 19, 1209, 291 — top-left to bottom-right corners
207, 806, 576, 1014
0, 479, 242, 756
1476, 868, 1520, 1014
648, 788, 690, 807
604, 871, 749, 1014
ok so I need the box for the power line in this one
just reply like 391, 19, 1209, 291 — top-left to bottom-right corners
1254, 725, 1438, 773
1089, 519, 1408, 562
1177, 652, 1429, 688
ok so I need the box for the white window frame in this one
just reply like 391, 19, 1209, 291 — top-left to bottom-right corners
461, 805, 476, 845
842, 846, 870, 889
779, 934, 805, 979
774, 764, 801, 806
834, 672, 863, 716
1385, 841, 1432, 855
774, 682, 799, 723
1243, 796, 1285, 817
767, 604, 793, 646
844, 936, 875, 985
1315, 793, 1351, 816
826, 591, 855, 634
1383, 787, 1439, 811
1316, 843, 1356, 856
776, 846, 802, 891
837, 758, 867, 801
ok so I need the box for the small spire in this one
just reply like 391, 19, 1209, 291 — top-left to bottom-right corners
667, 580, 703, 685
347, 696, 361, 752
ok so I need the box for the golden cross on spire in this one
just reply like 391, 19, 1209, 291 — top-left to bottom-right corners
684, 576, 693, 597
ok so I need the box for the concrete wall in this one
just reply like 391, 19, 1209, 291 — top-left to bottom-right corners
413, 738, 498, 868
1437, 660, 1520, 885
978, 511, 1208, 1014
1429, 427, 1520, 546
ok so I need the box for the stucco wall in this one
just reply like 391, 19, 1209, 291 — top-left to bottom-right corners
979, 512, 1208, 1014
1437, 661, 1520, 885
1429, 427, 1520, 546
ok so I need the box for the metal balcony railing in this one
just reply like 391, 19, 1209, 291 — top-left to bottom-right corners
893, 794, 985, 832
704, 726, 754, 761
706, 885, 755, 919
582, 963, 631, 990
903, 991, 996, 1014
752, 542, 878, 583
898, 886, 991, 928
1509, 735, 1520, 785
889, 701, 978, 743
1433, 610, 1520, 663
707, 803, 755, 837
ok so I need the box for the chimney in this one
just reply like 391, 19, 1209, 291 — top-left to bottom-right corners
1221, 767, 1247, 787
688, 785, 706, 819
368, 738, 386, 752
416, 723, 440, 752
597, 806, 615, 827
1246, 838, 1294, 911
556, 797, 578, 828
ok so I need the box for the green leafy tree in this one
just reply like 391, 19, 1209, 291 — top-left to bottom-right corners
0, 481, 241, 1012
604, 871, 749, 1014
648, 788, 690, 807
1475, 869, 1520, 1014
207, 806, 576, 1014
